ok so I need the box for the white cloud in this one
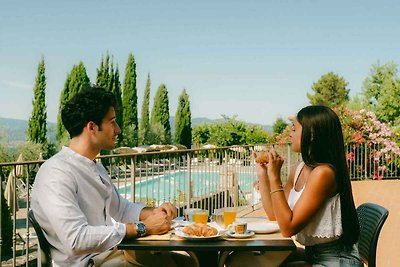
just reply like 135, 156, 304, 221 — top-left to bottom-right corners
3, 80, 32, 90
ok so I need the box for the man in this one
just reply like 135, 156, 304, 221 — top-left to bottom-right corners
31, 86, 192, 266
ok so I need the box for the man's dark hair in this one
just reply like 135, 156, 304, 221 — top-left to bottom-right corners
61, 86, 117, 138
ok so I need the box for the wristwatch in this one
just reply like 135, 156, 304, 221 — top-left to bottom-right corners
135, 222, 147, 237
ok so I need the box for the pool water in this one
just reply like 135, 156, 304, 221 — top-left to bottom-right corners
118, 171, 256, 201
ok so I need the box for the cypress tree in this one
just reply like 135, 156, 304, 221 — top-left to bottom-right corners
96, 54, 111, 89
139, 73, 151, 145
151, 84, 171, 144
96, 53, 113, 90
174, 89, 192, 148
122, 53, 138, 147
56, 62, 90, 145
112, 65, 123, 144
96, 58, 105, 86
28, 57, 47, 144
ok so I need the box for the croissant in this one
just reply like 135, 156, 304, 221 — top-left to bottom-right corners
255, 152, 269, 164
182, 223, 218, 237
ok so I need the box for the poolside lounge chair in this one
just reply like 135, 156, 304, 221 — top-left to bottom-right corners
16, 178, 30, 198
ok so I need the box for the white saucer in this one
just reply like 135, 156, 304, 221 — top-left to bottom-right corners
226, 230, 255, 239
247, 222, 280, 234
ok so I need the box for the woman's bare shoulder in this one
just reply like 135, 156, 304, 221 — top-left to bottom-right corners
308, 164, 337, 194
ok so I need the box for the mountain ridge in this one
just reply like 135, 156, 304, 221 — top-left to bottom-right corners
0, 116, 272, 145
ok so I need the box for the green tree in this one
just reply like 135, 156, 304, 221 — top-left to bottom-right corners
111, 65, 123, 141
272, 117, 288, 136
56, 62, 90, 145
147, 122, 167, 145
174, 89, 192, 148
28, 57, 47, 144
207, 116, 247, 146
307, 72, 349, 107
362, 62, 400, 124
96, 54, 110, 89
139, 73, 151, 145
362, 62, 397, 105
375, 81, 400, 125
151, 84, 171, 144
192, 117, 271, 147
96, 53, 117, 92
347, 94, 369, 111
122, 53, 138, 147
192, 124, 211, 147
246, 125, 272, 144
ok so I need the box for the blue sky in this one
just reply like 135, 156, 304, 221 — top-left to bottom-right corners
1, 1, 400, 125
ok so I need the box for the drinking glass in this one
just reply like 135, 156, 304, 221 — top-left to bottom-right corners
223, 207, 237, 227
193, 210, 209, 224
213, 208, 224, 227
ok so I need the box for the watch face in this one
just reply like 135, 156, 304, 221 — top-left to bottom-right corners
137, 222, 146, 237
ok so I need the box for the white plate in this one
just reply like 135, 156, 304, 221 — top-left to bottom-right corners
247, 221, 280, 234
226, 230, 255, 239
174, 227, 222, 241
171, 218, 191, 228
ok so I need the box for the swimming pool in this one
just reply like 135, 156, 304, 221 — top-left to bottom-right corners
118, 170, 256, 201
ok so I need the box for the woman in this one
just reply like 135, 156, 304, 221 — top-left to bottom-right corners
225, 105, 362, 266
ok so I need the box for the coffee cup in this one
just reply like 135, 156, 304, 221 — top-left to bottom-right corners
228, 221, 248, 234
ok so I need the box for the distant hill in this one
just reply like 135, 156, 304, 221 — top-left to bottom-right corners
0, 117, 57, 146
190, 117, 273, 132
0, 116, 271, 146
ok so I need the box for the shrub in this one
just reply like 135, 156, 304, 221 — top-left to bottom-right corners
1, 185, 13, 260
275, 107, 400, 179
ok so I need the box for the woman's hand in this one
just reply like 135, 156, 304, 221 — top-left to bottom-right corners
267, 149, 284, 183
253, 151, 269, 181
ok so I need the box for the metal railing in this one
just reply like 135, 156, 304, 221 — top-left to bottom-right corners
0, 142, 399, 266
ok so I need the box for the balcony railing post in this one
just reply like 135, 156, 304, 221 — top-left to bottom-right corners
287, 144, 291, 181
0, 167, 3, 263
130, 156, 136, 203
186, 152, 191, 209
224, 150, 229, 207
364, 145, 368, 180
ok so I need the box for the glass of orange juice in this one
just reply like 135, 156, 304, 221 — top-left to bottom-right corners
223, 207, 237, 228
193, 210, 209, 224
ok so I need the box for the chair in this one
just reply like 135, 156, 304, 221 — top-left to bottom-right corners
16, 178, 30, 198
357, 202, 389, 267
28, 210, 52, 267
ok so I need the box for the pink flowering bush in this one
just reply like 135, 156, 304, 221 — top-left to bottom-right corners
275, 106, 400, 179
337, 107, 400, 179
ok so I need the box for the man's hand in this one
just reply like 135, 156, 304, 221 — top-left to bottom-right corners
142, 211, 172, 235
154, 202, 177, 220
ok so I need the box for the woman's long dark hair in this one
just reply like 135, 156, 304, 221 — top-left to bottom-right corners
297, 105, 359, 246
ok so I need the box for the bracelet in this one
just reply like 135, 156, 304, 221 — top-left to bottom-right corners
270, 188, 284, 195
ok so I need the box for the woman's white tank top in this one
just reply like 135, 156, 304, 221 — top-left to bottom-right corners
287, 162, 343, 246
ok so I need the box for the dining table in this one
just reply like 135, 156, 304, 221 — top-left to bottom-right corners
117, 217, 296, 267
